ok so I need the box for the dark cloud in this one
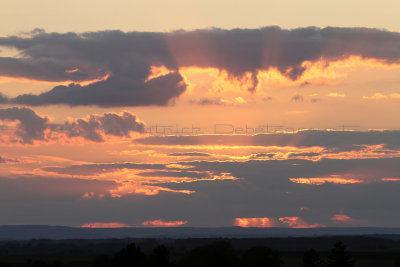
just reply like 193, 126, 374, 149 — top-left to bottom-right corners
0, 107, 145, 144
311, 98, 320, 102
0, 93, 9, 104
288, 152, 321, 158
3, 157, 400, 226
0, 107, 49, 144
0, 156, 5, 163
134, 130, 400, 151
145, 158, 400, 226
52, 111, 145, 142
291, 93, 304, 101
42, 163, 178, 176
250, 153, 276, 159
196, 97, 227, 105
0, 27, 400, 106
12, 72, 186, 107
0, 176, 118, 201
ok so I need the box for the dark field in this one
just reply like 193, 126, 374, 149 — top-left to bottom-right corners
0, 236, 400, 266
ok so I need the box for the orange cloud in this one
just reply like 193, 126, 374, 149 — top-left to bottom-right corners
279, 217, 324, 228
381, 178, 400, 182
145, 65, 173, 81
233, 217, 277, 227
330, 214, 360, 225
290, 176, 362, 185
328, 93, 346, 98
140, 219, 188, 227
234, 216, 324, 228
331, 214, 351, 222
0, 73, 110, 86
362, 92, 400, 100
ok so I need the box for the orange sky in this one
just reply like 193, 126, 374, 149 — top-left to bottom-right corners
1, 26, 400, 228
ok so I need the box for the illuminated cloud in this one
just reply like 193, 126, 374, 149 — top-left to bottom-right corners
290, 176, 362, 185
140, 219, 187, 227
328, 93, 346, 98
43, 163, 170, 176
233, 217, 278, 227
234, 216, 323, 228
194, 97, 247, 105
134, 130, 400, 151
362, 92, 400, 100
330, 214, 360, 225
1, 27, 400, 106
279, 217, 324, 228
168, 152, 211, 157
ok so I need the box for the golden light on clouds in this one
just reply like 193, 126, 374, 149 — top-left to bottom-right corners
290, 176, 362, 185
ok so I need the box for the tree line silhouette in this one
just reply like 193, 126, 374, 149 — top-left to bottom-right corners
1, 239, 399, 266
87, 241, 356, 267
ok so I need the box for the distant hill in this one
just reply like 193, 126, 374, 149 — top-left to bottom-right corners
1, 226, 400, 240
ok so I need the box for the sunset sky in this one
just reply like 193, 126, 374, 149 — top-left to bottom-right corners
1, 0, 400, 228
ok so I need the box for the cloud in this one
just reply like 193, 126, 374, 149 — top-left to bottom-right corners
0, 27, 400, 106
137, 170, 212, 179
234, 217, 278, 227
328, 93, 346, 98
4, 157, 400, 226
168, 152, 211, 157
0, 93, 9, 104
362, 92, 400, 100
12, 72, 186, 107
0, 176, 118, 200
278, 216, 324, 228
43, 163, 170, 176
233, 216, 323, 228
291, 93, 304, 101
196, 97, 228, 105
0, 107, 145, 144
81, 222, 130, 228
134, 130, 400, 151
142, 157, 400, 226
52, 111, 145, 142
140, 219, 187, 227
0, 107, 49, 144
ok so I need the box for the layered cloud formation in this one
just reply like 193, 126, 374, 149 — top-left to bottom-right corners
0, 27, 400, 106
0, 107, 144, 144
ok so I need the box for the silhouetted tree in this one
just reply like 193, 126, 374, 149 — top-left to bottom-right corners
301, 249, 323, 267
112, 243, 146, 267
394, 254, 400, 267
93, 254, 111, 267
179, 241, 238, 267
149, 245, 174, 267
327, 241, 355, 267
239, 246, 282, 267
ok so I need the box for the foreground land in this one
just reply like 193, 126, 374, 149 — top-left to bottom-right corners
0, 236, 399, 266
